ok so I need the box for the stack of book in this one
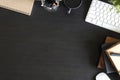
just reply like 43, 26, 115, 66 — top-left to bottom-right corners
97, 36, 120, 75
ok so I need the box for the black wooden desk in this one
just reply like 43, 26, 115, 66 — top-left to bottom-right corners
0, 0, 120, 80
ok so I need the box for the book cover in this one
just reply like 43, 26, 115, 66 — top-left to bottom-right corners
106, 42, 120, 75
102, 43, 116, 73
0, 0, 35, 15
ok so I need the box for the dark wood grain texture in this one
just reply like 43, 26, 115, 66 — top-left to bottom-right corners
0, 0, 120, 80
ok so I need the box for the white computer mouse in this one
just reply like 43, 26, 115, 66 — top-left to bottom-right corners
96, 72, 110, 80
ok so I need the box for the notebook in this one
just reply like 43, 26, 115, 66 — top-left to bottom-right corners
0, 0, 35, 15
102, 44, 116, 73
106, 42, 120, 75
97, 37, 119, 69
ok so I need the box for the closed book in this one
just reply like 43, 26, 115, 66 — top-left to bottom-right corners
106, 42, 120, 75
0, 0, 35, 15
102, 43, 116, 73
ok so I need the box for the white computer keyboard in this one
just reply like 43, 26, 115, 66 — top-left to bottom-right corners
85, 0, 120, 33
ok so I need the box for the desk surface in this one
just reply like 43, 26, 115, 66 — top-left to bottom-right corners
0, 0, 120, 80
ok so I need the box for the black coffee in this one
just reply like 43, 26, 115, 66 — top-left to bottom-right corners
64, 0, 82, 8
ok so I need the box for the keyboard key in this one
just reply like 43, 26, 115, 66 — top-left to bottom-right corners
88, 13, 96, 19
96, 21, 102, 26
86, 17, 92, 22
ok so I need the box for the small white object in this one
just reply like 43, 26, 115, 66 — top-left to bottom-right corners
96, 72, 110, 80
85, 0, 120, 33
40, 0, 45, 6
